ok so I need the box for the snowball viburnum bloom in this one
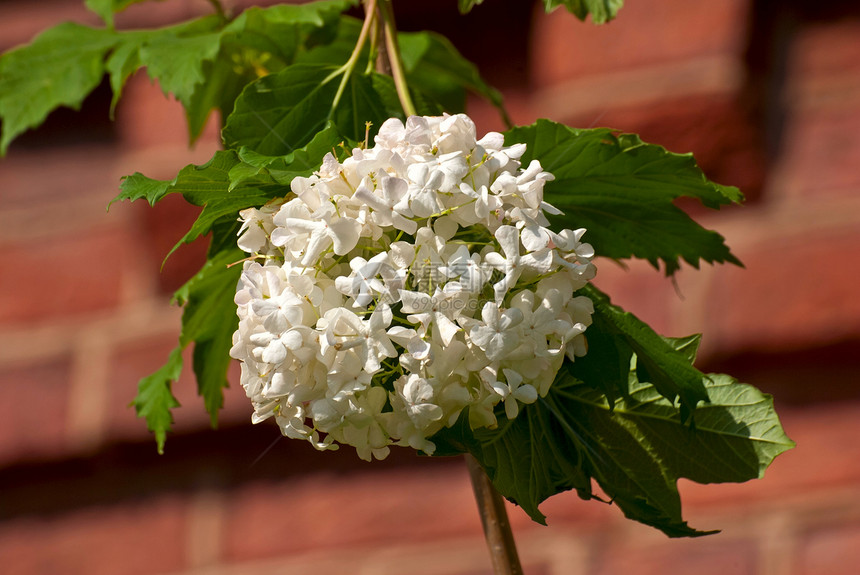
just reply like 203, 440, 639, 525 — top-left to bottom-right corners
231, 113, 596, 461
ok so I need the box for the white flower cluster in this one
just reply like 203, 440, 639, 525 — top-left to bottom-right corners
230, 114, 596, 461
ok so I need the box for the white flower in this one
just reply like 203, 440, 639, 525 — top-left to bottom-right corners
273, 202, 361, 266
480, 366, 538, 420
353, 175, 417, 234
230, 113, 596, 460
485, 225, 553, 304
334, 252, 391, 308
400, 288, 464, 346
469, 302, 524, 361
237, 205, 278, 255
441, 245, 490, 293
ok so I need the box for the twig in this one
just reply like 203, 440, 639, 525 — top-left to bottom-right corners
205, 0, 227, 21
378, 0, 417, 116
465, 454, 524, 575
371, 1, 391, 76
327, 0, 378, 116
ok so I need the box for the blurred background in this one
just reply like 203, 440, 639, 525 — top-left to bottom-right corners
1, 0, 859, 573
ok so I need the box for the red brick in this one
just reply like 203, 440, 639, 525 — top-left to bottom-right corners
0, 357, 71, 464
0, 496, 187, 575
576, 95, 765, 200
106, 334, 250, 442
115, 74, 221, 150
223, 464, 483, 562
134, 194, 210, 296
777, 106, 860, 199
591, 257, 681, 337
798, 522, 860, 575
0, 225, 137, 326
791, 19, 860, 84
0, 147, 120, 208
531, 0, 748, 86
703, 229, 860, 355
590, 536, 757, 575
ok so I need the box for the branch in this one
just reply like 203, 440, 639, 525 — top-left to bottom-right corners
205, 0, 227, 21
327, 0, 378, 116
466, 454, 524, 575
378, 0, 417, 116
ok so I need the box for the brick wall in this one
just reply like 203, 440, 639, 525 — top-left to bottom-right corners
1, 1, 860, 574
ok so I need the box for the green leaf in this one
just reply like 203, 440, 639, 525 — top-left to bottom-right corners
399, 31, 508, 123
85, 0, 158, 29
223, 64, 400, 155
156, 151, 277, 260
581, 284, 709, 419
105, 39, 142, 117
184, 0, 352, 140
295, 14, 360, 67
174, 248, 243, 426
135, 17, 223, 104
544, 0, 625, 24
113, 126, 343, 260
458, 0, 486, 14
183, 48, 266, 142
223, 0, 354, 64
131, 346, 183, 454
113, 172, 172, 207
562, 310, 632, 404
84, 0, 116, 28
434, 365, 794, 537
230, 122, 346, 188
131, 249, 243, 444
0, 22, 118, 155
506, 119, 743, 275
104, 16, 224, 137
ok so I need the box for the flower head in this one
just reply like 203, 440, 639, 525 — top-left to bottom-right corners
231, 114, 596, 460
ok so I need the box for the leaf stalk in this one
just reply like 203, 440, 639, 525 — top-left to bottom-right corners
327, 0, 379, 116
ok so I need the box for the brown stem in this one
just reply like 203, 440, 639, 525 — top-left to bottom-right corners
378, 0, 417, 116
366, 0, 391, 75
205, 0, 227, 21
465, 454, 524, 575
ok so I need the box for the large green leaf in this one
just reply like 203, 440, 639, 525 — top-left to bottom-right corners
223, 63, 400, 155
506, 119, 743, 275
399, 30, 508, 124
139, 30, 223, 104
222, 0, 353, 64
131, 249, 243, 445
120, 128, 345, 443
105, 16, 225, 116
229, 122, 347, 188
544, 0, 625, 23
187, 0, 353, 139
154, 151, 279, 259
113, 126, 344, 255
174, 248, 244, 426
581, 284, 709, 420
433, 364, 793, 537
297, 18, 507, 122
561, 309, 632, 404
85, 0, 161, 29
0, 23, 118, 155
2, 1, 353, 152
458, 0, 487, 14
131, 346, 183, 454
